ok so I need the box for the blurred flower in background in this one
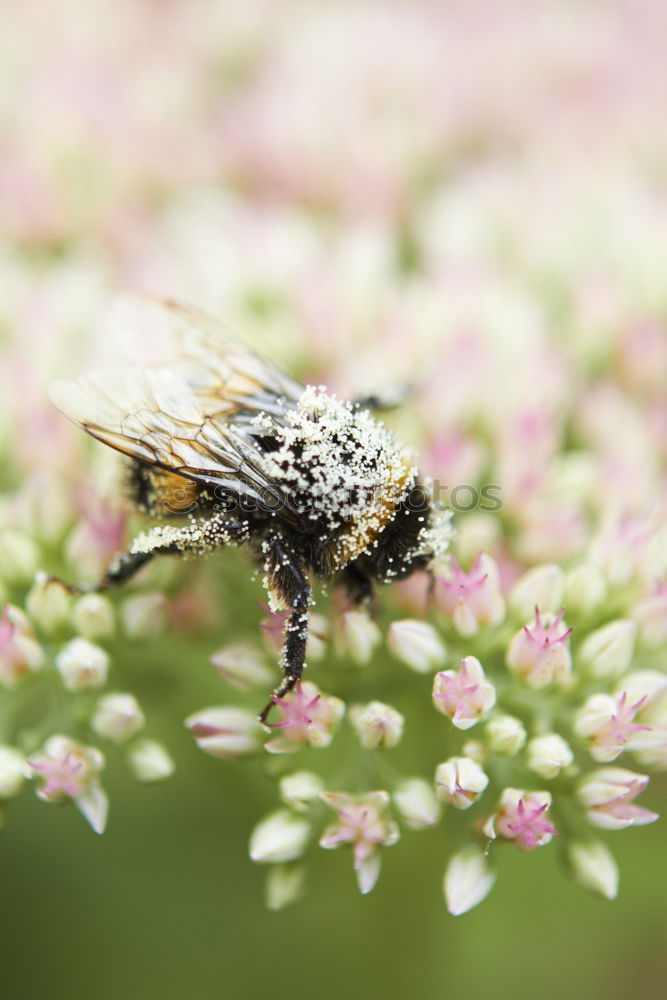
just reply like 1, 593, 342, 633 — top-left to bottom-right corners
2, 0, 667, 949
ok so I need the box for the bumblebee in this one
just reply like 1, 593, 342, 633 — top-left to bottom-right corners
50, 298, 450, 722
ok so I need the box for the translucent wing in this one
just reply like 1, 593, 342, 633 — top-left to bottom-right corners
49, 297, 305, 503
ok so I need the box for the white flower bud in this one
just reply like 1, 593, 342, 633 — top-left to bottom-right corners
564, 564, 608, 617
566, 841, 619, 900
453, 514, 501, 567
18, 472, 70, 543
72, 594, 115, 640
632, 587, 667, 647
92, 693, 145, 743
461, 739, 487, 764
335, 611, 381, 665
444, 845, 496, 916
0, 745, 26, 797
26, 572, 71, 633
185, 706, 263, 758
578, 620, 637, 678
509, 564, 565, 620
526, 733, 574, 779
279, 771, 324, 812
210, 643, 274, 691
121, 592, 168, 638
435, 757, 489, 809
265, 864, 307, 911
126, 740, 174, 782
306, 613, 327, 661
388, 619, 446, 674
393, 778, 441, 829
249, 809, 311, 864
350, 700, 404, 749
56, 637, 109, 691
485, 715, 527, 756
77, 785, 109, 835
0, 531, 38, 583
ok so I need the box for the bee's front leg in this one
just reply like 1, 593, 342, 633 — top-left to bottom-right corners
259, 537, 312, 726
49, 516, 249, 595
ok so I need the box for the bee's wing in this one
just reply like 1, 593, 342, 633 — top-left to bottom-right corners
49, 298, 305, 503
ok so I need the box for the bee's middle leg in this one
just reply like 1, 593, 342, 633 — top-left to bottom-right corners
259, 537, 312, 725
341, 563, 374, 608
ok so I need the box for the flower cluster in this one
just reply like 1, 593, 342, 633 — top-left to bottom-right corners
201, 550, 663, 913
2, 0, 667, 922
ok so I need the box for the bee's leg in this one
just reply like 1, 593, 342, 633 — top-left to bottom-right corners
352, 385, 412, 412
49, 516, 248, 595
341, 563, 374, 608
259, 538, 312, 725
426, 566, 437, 606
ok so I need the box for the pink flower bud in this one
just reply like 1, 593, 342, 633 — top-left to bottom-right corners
485, 788, 558, 851
28, 735, 108, 834
265, 682, 344, 753
435, 553, 505, 637
577, 768, 659, 829
320, 790, 399, 894
432, 656, 496, 729
0, 605, 44, 686
506, 607, 572, 689
574, 691, 652, 762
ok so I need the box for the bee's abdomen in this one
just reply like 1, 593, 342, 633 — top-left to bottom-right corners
126, 462, 201, 516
